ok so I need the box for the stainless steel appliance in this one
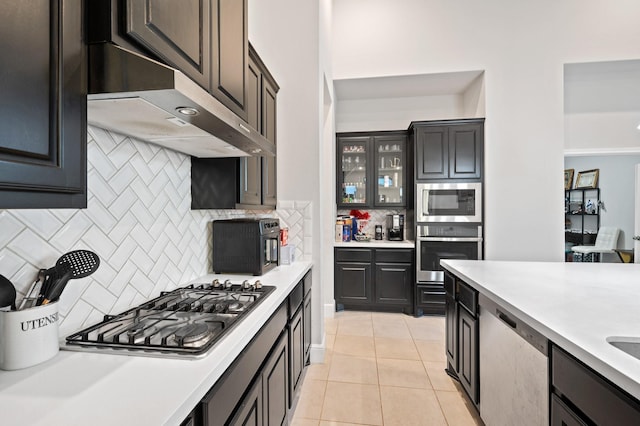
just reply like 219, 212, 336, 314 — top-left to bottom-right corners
416, 182, 482, 223
64, 279, 274, 358
417, 224, 483, 282
386, 214, 404, 241
213, 218, 280, 276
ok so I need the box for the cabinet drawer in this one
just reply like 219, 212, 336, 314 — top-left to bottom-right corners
416, 285, 445, 308
374, 249, 413, 263
288, 281, 303, 318
457, 280, 478, 316
444, 272, 455, 297
551, 345, 640, 425
335, 248, 372, 263
550, 394, 587, 426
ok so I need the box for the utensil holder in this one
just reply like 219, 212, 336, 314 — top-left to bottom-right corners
0, 301, 59, 370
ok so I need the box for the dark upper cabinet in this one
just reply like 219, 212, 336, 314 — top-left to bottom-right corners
88, 0, 247, 120
125, 0, 211, 90
413, 119, 484, 182
337, 131, 409, 209
0, 0, 87, 208
237, 44, 278, 209
211, 0, 248, 120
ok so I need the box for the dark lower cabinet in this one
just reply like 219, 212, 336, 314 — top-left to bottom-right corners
551, 344, 640, 425
334, 248, 413, 313
457, 306, 478, 404
443, 270, 479, 407
288, 306, 304, 408
199, 269, 312, 426
262, 333, 289, 426
0, 0, 86, 208
415, 283, 446, 316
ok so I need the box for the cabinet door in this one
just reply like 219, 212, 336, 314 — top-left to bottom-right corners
303, 293, 312, 364
228, 376, 263, 426
445, 294, 458, 372
550, 394, 588, 426
126, 0, 211, 90
288, 307, 304, 408
458, 307, 479, 404
373, 134, 407, 207
261, 76, 278, 206
239, 157, 261, 206
263, 333, 289, 426
448, 124, 482, 179
334, 262, 373, 305
0, 0, 86, 208
374, 263, 412, 305
211, 0, 248, 120
337, 136, 371, 207
415, 126, 448, 181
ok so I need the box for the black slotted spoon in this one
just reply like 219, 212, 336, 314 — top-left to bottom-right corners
41, 250, 100, 305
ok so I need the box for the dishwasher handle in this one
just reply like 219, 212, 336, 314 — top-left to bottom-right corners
497, 309, 517, 329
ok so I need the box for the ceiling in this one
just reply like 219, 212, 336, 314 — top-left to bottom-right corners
333, 70, 484, 100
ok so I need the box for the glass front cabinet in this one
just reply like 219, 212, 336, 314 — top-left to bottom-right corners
337, 132, 407, 209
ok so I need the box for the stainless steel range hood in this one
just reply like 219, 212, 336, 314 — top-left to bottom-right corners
87, 43, 274, 158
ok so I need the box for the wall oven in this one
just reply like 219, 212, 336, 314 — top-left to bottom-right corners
416, 224, 483, 283
416, 182, 482, 223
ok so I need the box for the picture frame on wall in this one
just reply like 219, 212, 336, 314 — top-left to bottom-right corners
564, 169, 574, 190
575, 169, 599, 189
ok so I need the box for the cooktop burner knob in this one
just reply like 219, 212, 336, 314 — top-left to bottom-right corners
242, 280, 251, 290
254, 280, 262, 289
224, 279, 233, 289
212, 279, 221, 288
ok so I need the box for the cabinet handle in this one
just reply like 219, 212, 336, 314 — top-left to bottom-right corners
239, 123, 251, 133
497, 309, 517, 329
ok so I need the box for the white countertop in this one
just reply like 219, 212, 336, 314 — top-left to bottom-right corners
0, 262, 312, 426
334, 240, 414, 249
441, 259, 640, 400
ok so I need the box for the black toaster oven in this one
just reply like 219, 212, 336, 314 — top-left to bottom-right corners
212, 218, 280, 276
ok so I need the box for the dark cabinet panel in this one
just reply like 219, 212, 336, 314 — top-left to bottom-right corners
263, 333, 289, 426
334, 262, 372, 305
448, 124, 482, 179
550, 394, 587, 426
303, 293, 312, 365
374, 263, 412, 304
458, 306, 478, 404
0, 0, 86, 208
415, 283, 445, 316
412, 119, 483, 182
211, 0, 247, 120
335, 248, 413, 312
126, 0, 211, 89
228, 376, 262, 426
445, 294, 457, 371
288, 307, 304, 408
415, 126, 448, 180
261, 74, 278, 207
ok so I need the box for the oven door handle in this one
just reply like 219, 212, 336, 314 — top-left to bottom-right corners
418, 237, 483, 242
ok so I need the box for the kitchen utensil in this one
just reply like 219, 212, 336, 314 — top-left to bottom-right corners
18, 269, 47, 310
38, 250, 100, 305
0, 274, 17, 311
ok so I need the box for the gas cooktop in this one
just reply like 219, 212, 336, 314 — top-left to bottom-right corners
63, 279, 275, 358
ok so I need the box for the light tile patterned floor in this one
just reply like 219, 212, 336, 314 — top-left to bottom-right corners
292, 311, 483, 426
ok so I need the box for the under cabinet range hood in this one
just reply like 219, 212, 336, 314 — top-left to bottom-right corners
87, 43, 274, 158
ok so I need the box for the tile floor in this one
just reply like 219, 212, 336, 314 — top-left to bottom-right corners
291, 311, 483, 426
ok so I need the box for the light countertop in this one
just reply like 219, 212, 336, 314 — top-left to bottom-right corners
334, 240, 414, 249
0, 262, 312, 426
441, 259, 640, 400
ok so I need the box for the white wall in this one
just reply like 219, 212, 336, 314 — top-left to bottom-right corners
332, 0, 640, 261
248, 0, 330, 356
565, 112, 640, 153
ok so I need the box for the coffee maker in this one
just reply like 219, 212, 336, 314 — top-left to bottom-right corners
386, 214, 404, 241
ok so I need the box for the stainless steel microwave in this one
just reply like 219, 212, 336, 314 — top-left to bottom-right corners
416, 182, 482, 223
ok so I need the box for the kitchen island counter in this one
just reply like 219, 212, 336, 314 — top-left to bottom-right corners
0, 261, 313, 426
441, 259, 640, 401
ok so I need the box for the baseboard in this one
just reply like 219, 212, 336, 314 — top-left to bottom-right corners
324, 302, 335, 319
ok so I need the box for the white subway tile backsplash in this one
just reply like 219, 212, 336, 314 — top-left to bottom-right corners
0, 126, 312, 337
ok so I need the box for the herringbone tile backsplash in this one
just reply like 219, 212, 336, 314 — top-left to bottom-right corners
0, 126, 311, 336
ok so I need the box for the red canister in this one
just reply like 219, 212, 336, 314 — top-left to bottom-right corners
279, 228, 289, 246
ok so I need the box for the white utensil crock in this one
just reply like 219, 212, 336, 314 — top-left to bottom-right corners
0, 302, 59, 370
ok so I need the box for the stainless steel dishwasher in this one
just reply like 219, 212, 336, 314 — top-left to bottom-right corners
479, 295, 549, 425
